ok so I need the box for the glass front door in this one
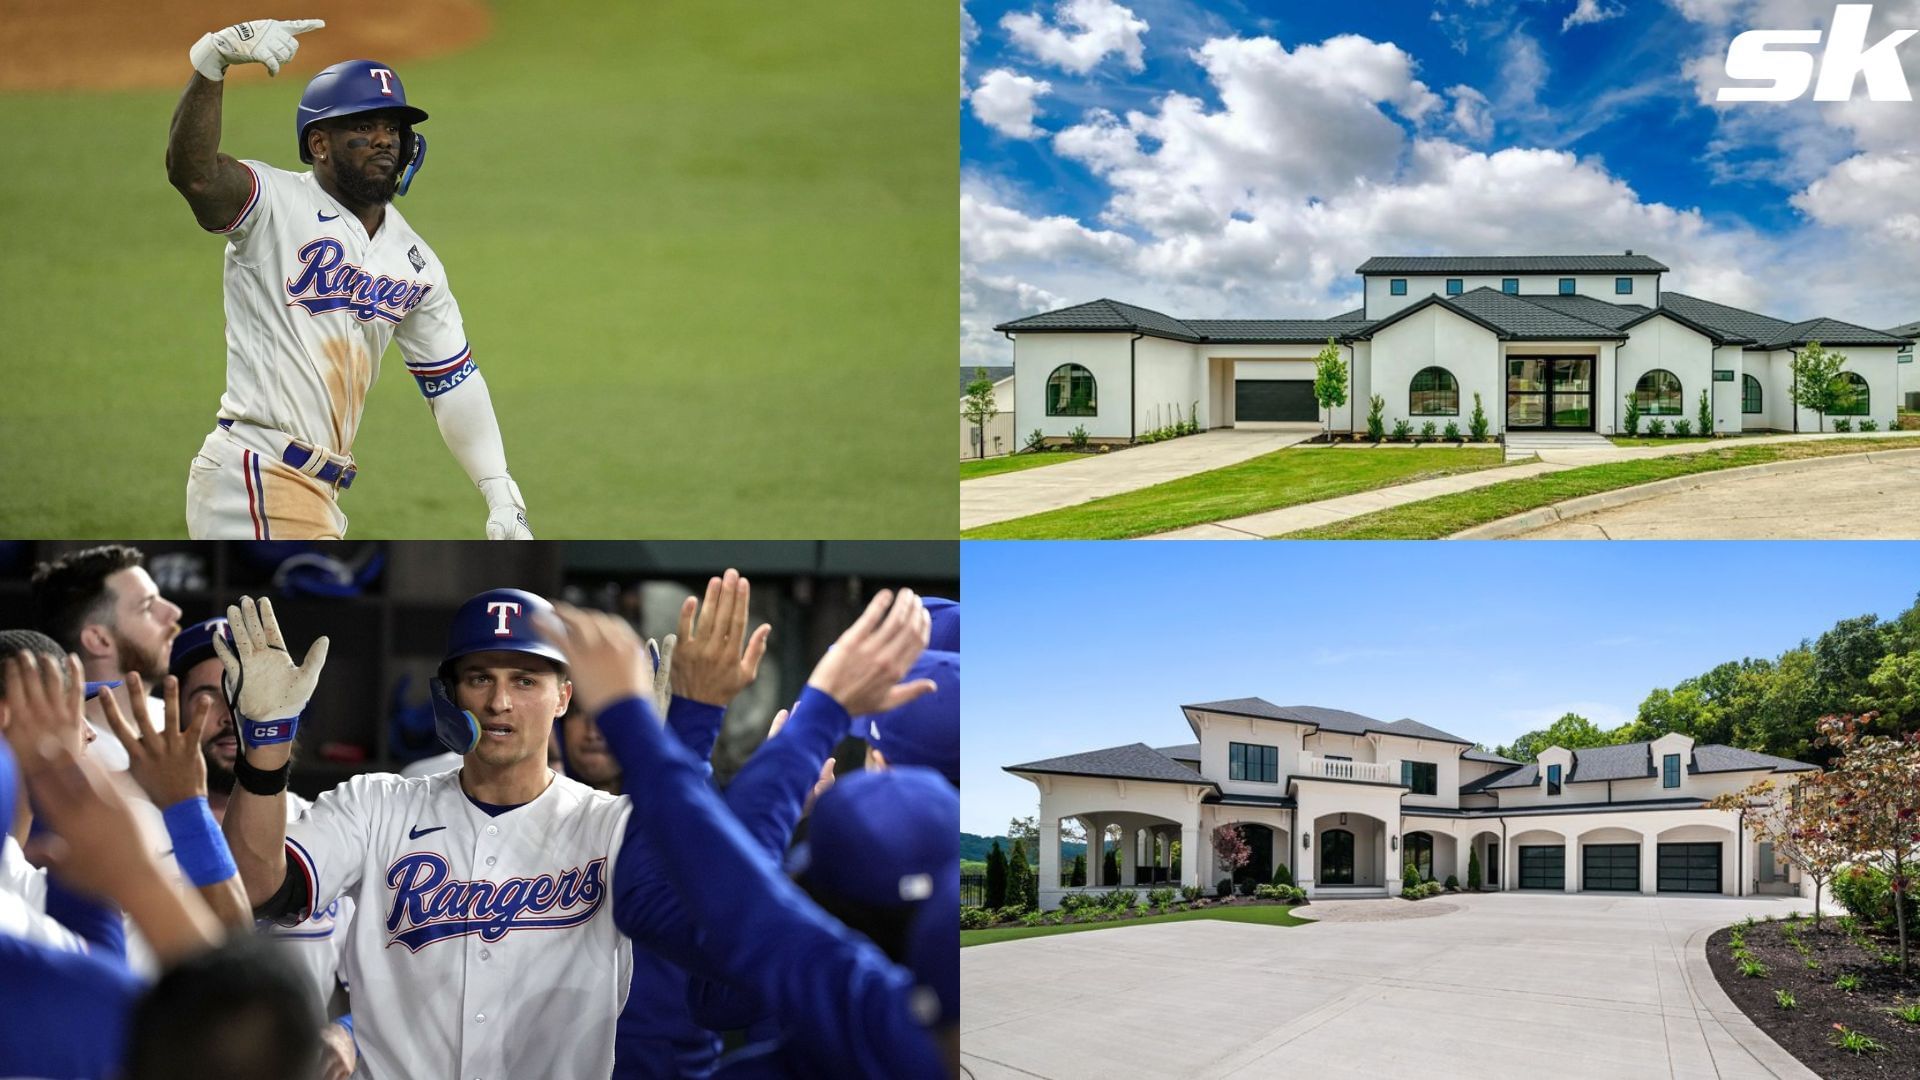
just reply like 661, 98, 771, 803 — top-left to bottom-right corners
1508, 357, 1594, 430
1320, 829, 1355, 885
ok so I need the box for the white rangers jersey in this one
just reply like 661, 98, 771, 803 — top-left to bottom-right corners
213, 160, 477, 457
285, 769, 634, 1080
257, 792, 355, 1018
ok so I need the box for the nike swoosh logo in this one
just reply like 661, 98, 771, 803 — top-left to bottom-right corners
318, 212, 339, 222
409, 825, 446, 839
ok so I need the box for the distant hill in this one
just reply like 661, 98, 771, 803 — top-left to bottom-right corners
961, 832, 1083, 864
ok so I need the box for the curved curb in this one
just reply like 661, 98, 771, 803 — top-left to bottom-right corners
1451, 446, 1920, 539
1680, 924, 1819, 1079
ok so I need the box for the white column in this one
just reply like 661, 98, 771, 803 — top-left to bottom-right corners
1386, 824, 1403, 896
1039, 821, 1061, 891
1564, 838, 1578, 894
1640, 834, 1658, 894
1179, 824, 1200, 890
1297, 811, 1316, 896
1118, 824, 1137, 887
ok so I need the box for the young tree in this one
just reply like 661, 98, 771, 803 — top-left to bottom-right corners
1102, 846, 1119, 887
985, 840, 1008, 909
963, 367, 1000, 459
1312, 338, 1348, 444
1006, 838, 1034, 912
1467, 846, 1482, 891
1070, 852, 1086, 887
1709, 775, 1848, 924
1816, 713, 1920, 972
1788, 341, 1851, 432
1007, 815, 1038, 853
1213, 824, 1251, 888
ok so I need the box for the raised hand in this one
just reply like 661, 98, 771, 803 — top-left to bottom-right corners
14, 729, 162, 899
535, 605, 654, 720
0, 652, 88, 761
804, 589, 934, 717
98, 672, 212, 810
209, 596, 329, 768
669, 569, 771, 709
190, 18, 325, 81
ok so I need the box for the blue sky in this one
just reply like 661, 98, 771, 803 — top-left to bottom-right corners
960, 541, 1920, 835
960, 0, 1920, 366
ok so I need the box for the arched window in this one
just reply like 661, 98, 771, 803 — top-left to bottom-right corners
1742, 374, 1762, 415
1830, 371, 1869, 416
1405, 832, 1434, 882
1632, 369, 1683, 415
1045, 364, 1098, 416
1409, 367, 1459, 416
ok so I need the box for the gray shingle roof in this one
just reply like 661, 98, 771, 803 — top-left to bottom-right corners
1758, 317, 1912, 349
960, 366, 1013, 395
1357, 254, 1670, 275
1462, 747, 1522, 765
1478, 741, 1816, 791
1660, 293, 1792, 343
1486, 764, 1541, 789
1567, 742, 1653, 782
1330, 308, 1368, 321
1183, 698, 1471, 745
1887, 320, 1920, 339
994, 299, 1201, 342
1182, 319, 1368, 344
1443, 288, 1631, 340
1511, 293, 1650, 331
1153, 742, 1202, 762
1005, 743, 1217, 785
1693, 744, 1818, 773
1620, 305, 1755, 345
1460, 767, 1521, 794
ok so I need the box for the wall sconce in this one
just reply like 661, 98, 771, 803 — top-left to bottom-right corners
1303, 833, 1311, 849
1390, 835, 1398, 851
1339, 813, 1347, 826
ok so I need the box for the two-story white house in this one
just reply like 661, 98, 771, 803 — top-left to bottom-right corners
997, 254, 1914, 442
1006, 697, 1819, 910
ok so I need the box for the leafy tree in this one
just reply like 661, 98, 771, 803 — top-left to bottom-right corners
986, 841, 1008, 909
1212, 825, 1251, 885
1007, 815, 1038, 858
963, 367, 1000, 459
1312, 338, 1348, 443
1006, 839, 1035, 912
1497, 713, 1617, 762
1816, 713, 1920, 972
1788, 341, 1851, 432
1865, 652, 1920, 733
1710, 776, 1848, 924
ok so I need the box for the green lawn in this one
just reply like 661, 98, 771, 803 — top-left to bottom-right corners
961, 903, 1309, 947
960, 451, 1083, 480
0, 0, 953, 537
963, 448, 1509, 539
1608, 436, 1718, 447
1283, 438, 1898, 539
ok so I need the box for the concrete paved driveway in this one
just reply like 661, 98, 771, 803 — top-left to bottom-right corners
1520, 451, 1920, 538
961, 427, 1317, 530
961, 892, 1815, 1080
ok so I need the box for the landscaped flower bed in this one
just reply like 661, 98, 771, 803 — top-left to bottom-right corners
960, 884, 1305, 930
1706, 914, 1920, 1078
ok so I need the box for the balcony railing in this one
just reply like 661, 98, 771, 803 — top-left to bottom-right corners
1300, 755, 1396, 783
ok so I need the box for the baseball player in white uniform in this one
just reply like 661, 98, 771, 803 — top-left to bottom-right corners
218, 592, 633, 1080
167, 18, 533, 540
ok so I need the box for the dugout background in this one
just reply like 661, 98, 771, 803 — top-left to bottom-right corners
0, 541, 956, 798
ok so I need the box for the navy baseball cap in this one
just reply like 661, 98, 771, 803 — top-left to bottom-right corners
169, 617, 232, 679
788, 766, 958, 907
853, 650, 958, 786
924, 597, 958, 653
906, 870, 959, 1026
84, 680, 121, 700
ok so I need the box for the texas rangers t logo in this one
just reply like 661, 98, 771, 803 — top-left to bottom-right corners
486, 601, 522, 635
371, 68, 396, 95
383, 853, 607, 952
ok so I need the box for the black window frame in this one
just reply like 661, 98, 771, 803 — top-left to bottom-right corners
1830, 371, 1870, 416
1546, 763, 1562, 796
1445, 278, 1463, 296
1405, 832, 1434, 880
1044, 363, 1099, 417
1408, 366, 1460, 417
1615, 277, 1633, 295
1228, 741, 1278, 784
1663, 753, 1681, 788
1390, 278, 1408, 296
1633, 369, 1684, 416
1501, 278, 1519, 294
1558, 278, 1576, 295
1742, 373, 1762, 414
1400, 760, 1437, 795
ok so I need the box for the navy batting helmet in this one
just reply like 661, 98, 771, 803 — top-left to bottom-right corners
169, 617, 233, 680
295, 60, 429, 164
430, 589, 566, 755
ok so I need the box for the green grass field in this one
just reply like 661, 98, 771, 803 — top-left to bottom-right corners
961, 903, 1309, 947
958, 451, 1082, 480
0, 1, 954, 537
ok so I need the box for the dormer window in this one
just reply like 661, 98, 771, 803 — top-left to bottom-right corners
1547, 763, 1562, 796
1663, 753, 1680, 788
1445, 279, 1463, 296
1615, 277, 1633, 295
1558, 278, 1576, 295
1390, 279, 1408, 296
1502, 278, 1519, 294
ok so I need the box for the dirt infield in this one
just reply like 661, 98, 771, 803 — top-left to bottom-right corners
0, 1, 490, 93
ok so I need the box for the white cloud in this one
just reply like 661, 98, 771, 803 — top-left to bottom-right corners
970, 69, 1055, 139
1001, 0, 1150, 74
1449, 83, 1494, 141
1791, 152, 1920, 242
961, 1, 979, 86
1563, 0, 1626, 31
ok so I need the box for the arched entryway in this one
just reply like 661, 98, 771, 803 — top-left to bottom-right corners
1306, 812, 1390, 890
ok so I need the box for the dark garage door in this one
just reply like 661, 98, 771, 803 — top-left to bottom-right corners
1235, 380, 1317, 422
1517, 845, 1564, 890
1583, 844, 1640, 891
1658, 843, 1722, 893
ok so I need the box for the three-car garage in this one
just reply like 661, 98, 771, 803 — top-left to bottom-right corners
1511, 840, 1727, 893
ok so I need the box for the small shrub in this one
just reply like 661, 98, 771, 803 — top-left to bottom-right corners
1729, 930, 1745, 949
1181, 884, 1204, 903
1774, 989, 1797, 1009
1805, 958, 1821, 971
1886, 1003, 1920, 1024
1835, 974, 1862, 992
1624, 394, 1641, 436
960, 906, 991, 930
1068, 424, 1090, 450
1058, 893, 1089, 914
1020, 911, 1045, 926
1834, 417, 1852, 432
1442, 420, 1462, 441
1861, 418, 1879, 431
1469, 393, 1489, 441
1024, 428, 1045, 453
1419, 420, 1438, 440
1674, 418, 1693, 437
1216, 879, 1233, 899
1147, 887, 1178, 908
1697, 388, 1713, 437
1647, 418, 1667, 437
1832, 864, 1920, 940
1737, 958, 1769, 978
1829, 1024, 1884, 1055
1367, 394, 1386, 441
1391, 418, 1413, 441
1270, 863, 1294, 887
1444, 875, 1459, 890
1044, 912, 1065, 925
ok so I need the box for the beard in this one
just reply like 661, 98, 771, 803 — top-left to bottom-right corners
203, 748, 236, 794
114, 635, 168, 682
328, 151, 402, 207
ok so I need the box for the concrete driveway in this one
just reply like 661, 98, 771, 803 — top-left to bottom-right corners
961, 892, 1815, 1080
961, 427, 1317, 530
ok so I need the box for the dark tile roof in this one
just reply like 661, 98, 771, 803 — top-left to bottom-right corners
1153, 743, 1202, 762
1444, 288, 1631, 340
994, 299, 1201, 342
1660, 292, 1792, 343
960, 366, 1013, 395
1462, 747, 1522, 765
1693, 744, 1818, 773
1620, 305, 1755, 345
1480, 740, 1817, 790
1485, 763, 1540, 789
1357, 254, 1670, 275
1005, 743, 1217, 785
1460, 766, 1521, 794
1758, 317, 1912, 349
1183, 699, 1470, 744
1887, 320, 1920, 339
1511, 293, 1649, 331
1182, 319, 1368, 344
1567, 742, 1652, 782
1330, 308, 1368, 321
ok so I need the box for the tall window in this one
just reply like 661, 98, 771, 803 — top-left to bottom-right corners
1615, 277, 1633, 295
1446, 278, 1463, 296
1045, 364, 1098, 417
1558, 278, 1576, 295
1742, 374, 1762, 414
1229, 742, 1278, 783
1663, 753, 1681, 788
1409, 367, 1459, 416
1390, 278, 1408, 296
1633, 369, 1683, 415
1502, 278, 1519, 294
1546, 763, 1562, 796
1401, 760, 1437, 795
1405, 832, 1434, 880
1830, 371, 1869, 416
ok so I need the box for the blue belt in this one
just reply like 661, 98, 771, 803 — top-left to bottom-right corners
219, 419, 358, 490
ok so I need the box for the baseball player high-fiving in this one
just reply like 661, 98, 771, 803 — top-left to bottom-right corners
167, 18, 533, 540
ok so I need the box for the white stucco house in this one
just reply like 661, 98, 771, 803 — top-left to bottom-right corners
996, 254, 1914, 443
960, 365, 1016, 459
1890, 319, 1920, 410
1007, 697, 1819, 910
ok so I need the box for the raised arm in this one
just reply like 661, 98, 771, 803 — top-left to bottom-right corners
165, 19, 323, 230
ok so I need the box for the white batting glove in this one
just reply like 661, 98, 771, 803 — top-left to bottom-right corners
209, 596, 330, 748
480, 476, 534, 540
190, 18, 325, 81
